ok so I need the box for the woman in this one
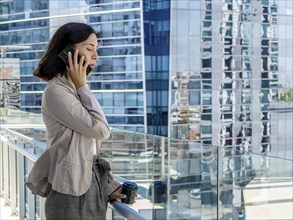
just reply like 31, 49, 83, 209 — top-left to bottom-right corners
25, 22, 125, 220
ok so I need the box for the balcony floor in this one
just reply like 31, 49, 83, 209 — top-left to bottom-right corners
0, 197, 18, 220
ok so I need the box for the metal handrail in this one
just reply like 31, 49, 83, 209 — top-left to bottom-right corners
0, 128, 150, 220
110, 201, 150, 220
0, 125, 46, 150
6, 140, 38, 162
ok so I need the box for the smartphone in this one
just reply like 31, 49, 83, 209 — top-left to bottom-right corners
58, 46, 92, 75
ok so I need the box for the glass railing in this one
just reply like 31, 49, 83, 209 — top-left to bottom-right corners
100, 131, 293, 219
1, 108, 292, 220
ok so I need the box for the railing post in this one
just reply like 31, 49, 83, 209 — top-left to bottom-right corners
9, 147, 17, 215
216, 146, 220, 220
166, 137, 171, 220
26, 147, 36, 220
40, 197, 46, 219
161, 137, 165, 178
3, 140, 10, 205
0, 137, 3, 218
0, 138, 3, 197
17, 153, 26, 219
27, 167, 36, 219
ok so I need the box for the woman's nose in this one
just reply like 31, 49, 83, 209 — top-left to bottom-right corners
92, 50, 98, 60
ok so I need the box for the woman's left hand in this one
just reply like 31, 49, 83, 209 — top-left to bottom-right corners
109, 186, 127, 203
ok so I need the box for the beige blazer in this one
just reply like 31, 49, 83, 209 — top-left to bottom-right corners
26, 75, 116, 197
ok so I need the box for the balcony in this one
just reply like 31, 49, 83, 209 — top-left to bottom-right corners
0, 108, 292, 219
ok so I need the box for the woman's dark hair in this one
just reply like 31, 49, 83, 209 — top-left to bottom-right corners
33, 22, 97, 81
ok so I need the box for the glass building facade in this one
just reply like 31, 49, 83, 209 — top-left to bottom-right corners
1, 0, 146, 133
169, 0, 292, 155
143, 0, 170, 136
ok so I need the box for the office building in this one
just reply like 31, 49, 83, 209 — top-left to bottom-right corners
1, 0, 292, 154
169, 0, 284, 154
1, 0, 146, 133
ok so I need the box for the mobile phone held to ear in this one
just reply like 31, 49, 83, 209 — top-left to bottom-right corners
58, 46, 92, 75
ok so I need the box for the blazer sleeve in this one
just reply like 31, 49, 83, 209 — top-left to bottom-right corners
43, 84, 110, 139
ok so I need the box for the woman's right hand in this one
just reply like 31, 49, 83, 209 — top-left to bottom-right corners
67, 49, 89, 89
